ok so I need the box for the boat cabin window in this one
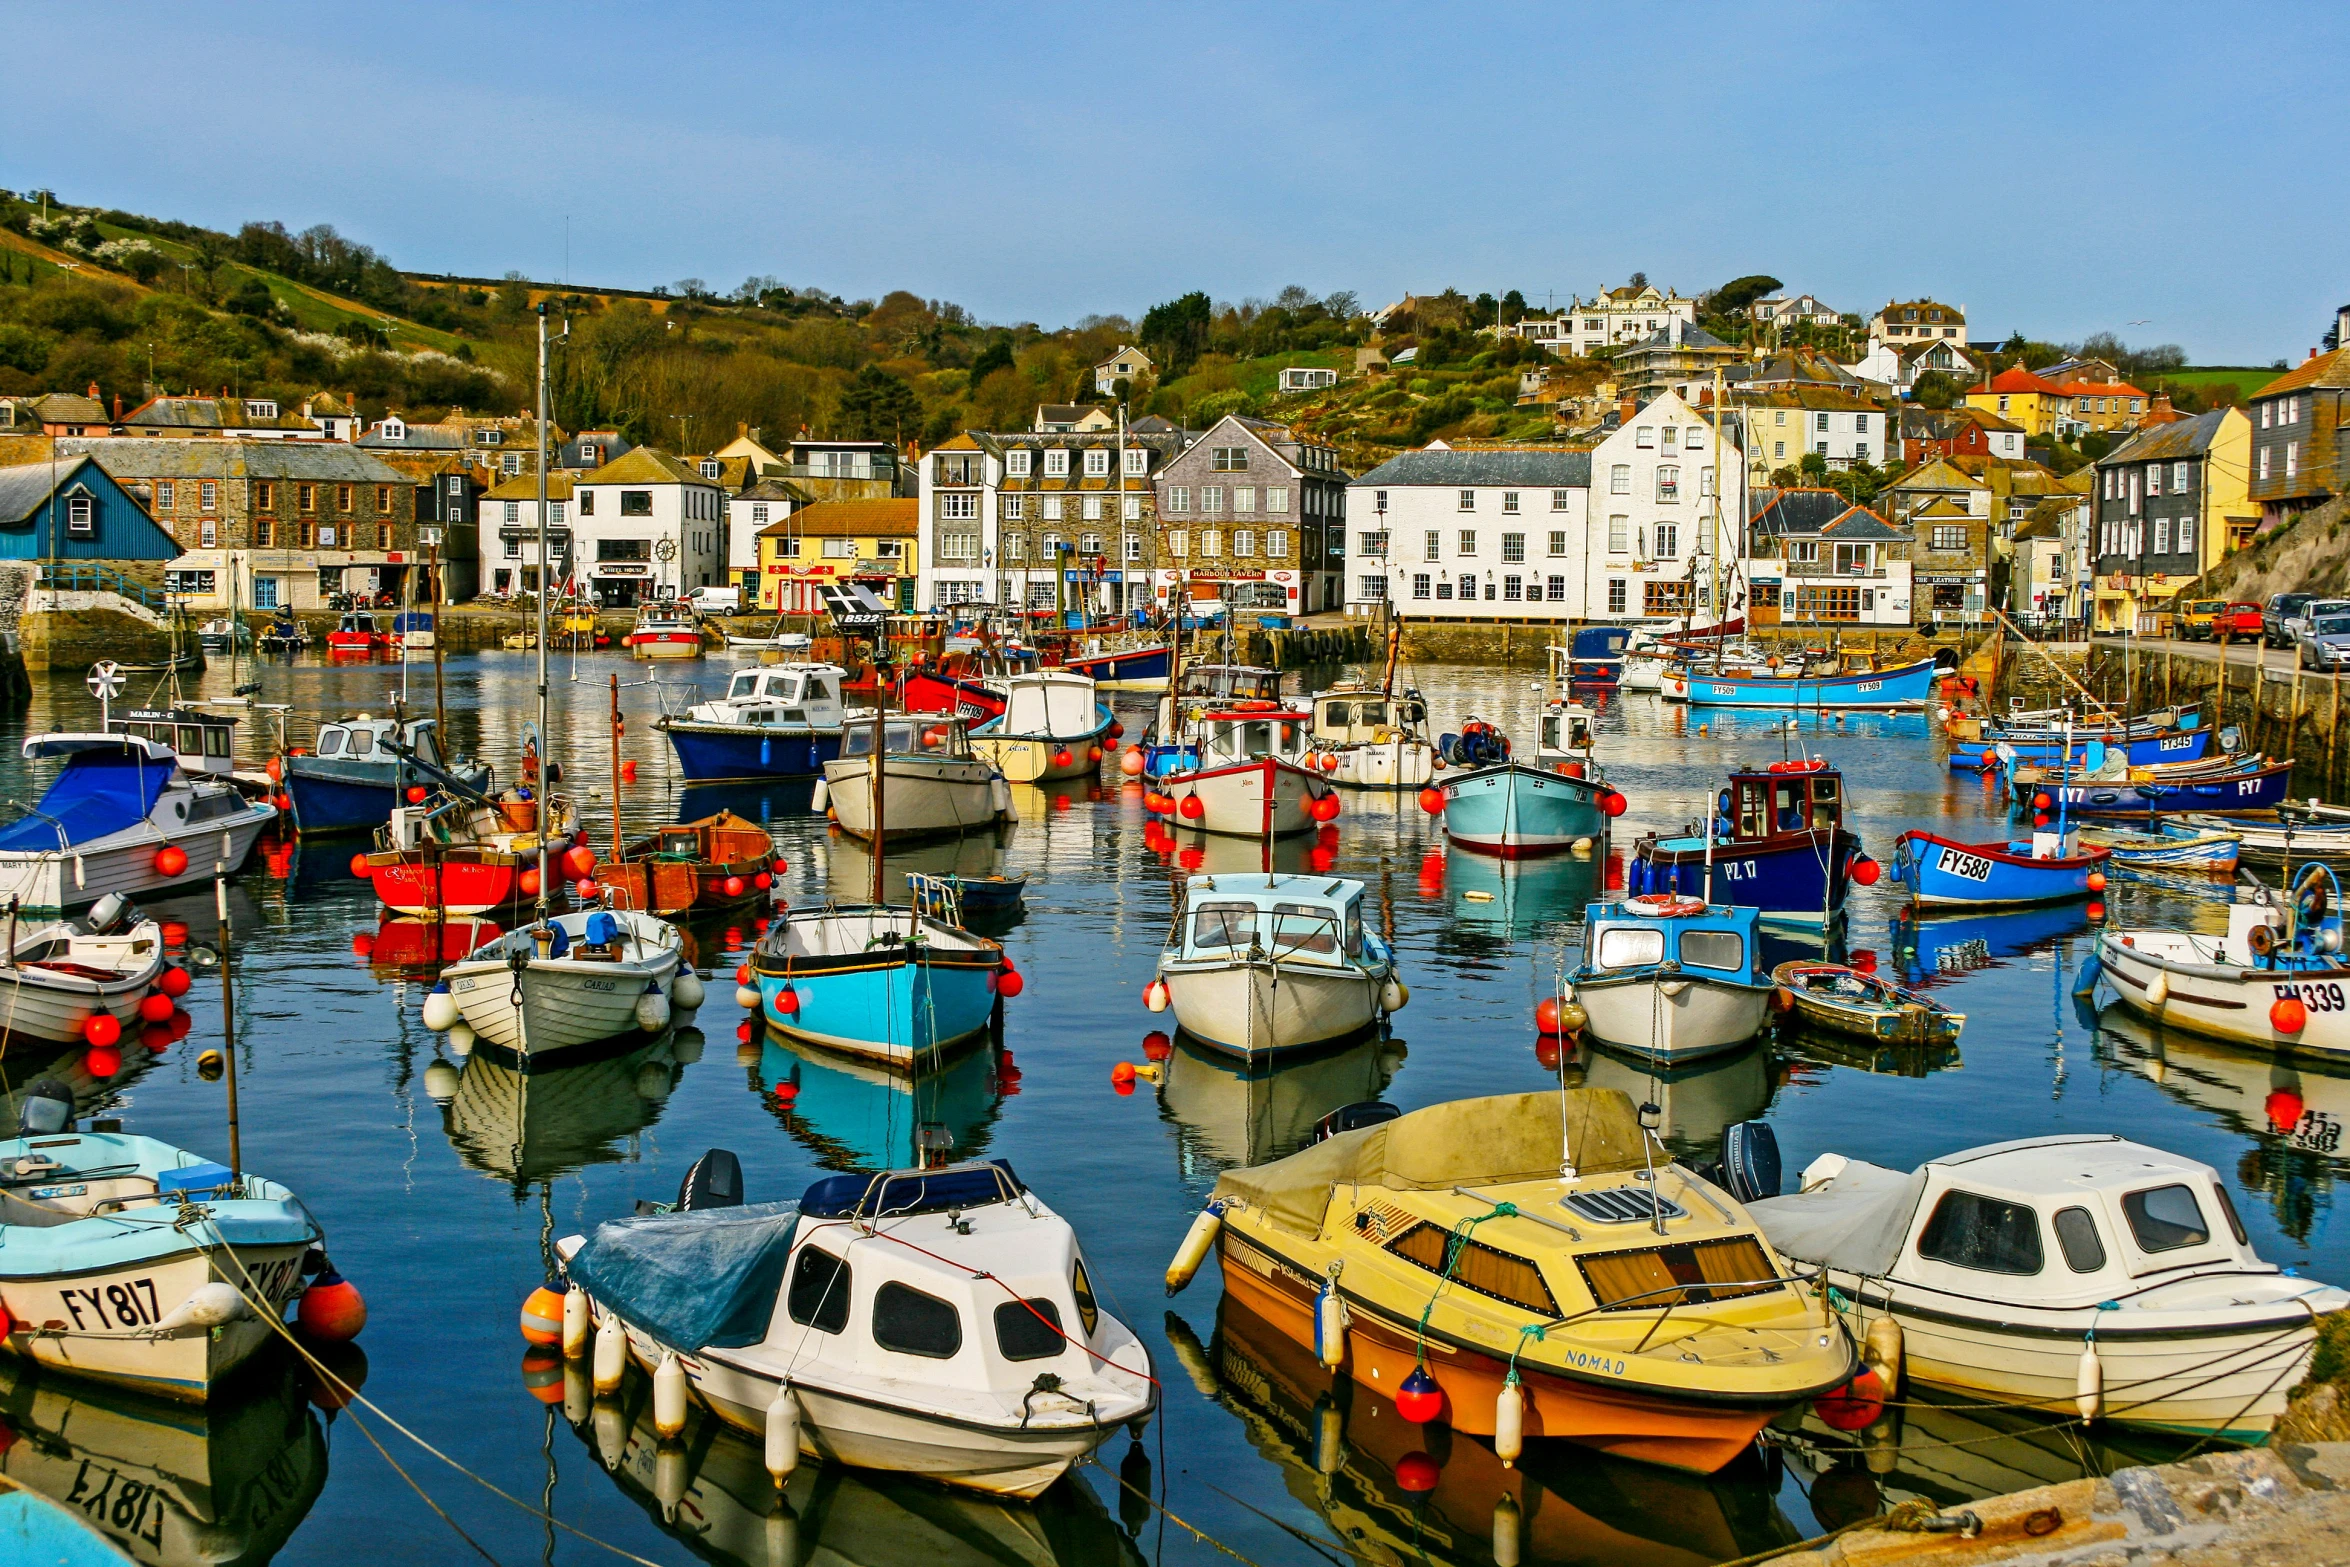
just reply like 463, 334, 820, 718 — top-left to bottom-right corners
1595, 926, 1665, 968
871, 1281, 962, 1359
2122, 1184, 2209, 1253
1736, 781, 1767, 838
1773, 781, 1804, 833
786, 1247, 852, 1334
1322, 700, 1351, 729
1269, 902, 1340, 957
805, 678, 834, 704
1071, 1257, 1099, 1336
726, 672, 758, 700
348, 729, 376, 756
2053, 1206, 2107, 1272
2213, 1182, 2248, 1244
1809, 776, 1840, 831
317, 728, 346, 756
407, 726, 439, 764
1680, 930, 1745, 973
1385, 1222, 1559, 1315
1917, 1189, 2043, 1275
1345, 905, 1363, 957
993, 1298, 1065, 1361
1576, 1236, 1778, 1311
1192, 903, 1259, 952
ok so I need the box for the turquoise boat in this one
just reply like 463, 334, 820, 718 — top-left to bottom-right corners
1661, 655, 1941, 710
749, 905, 1006, 1066
758, 1034, 1006, 1170
1437, 761, 1615, 858
0, 1474, 129, 1565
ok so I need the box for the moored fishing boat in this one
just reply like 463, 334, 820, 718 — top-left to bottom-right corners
438, 908, 689, 1059
1167, 1089, 1855, 1473
0, 899, 169, 1046
360, 788, 573, 916
654, 663, 854, 783
560, 1157, 1153, 1498
323, 609, 389, 655
1142, 664, 1282, 780
750, 903, 1004, 1064
604, 810, 774, 916
1570, 898, 1776, 1063
1749, 1134, 2349, 1438
1432, 760, 1618, 859
1771, 959, 1964, 1045
1151, 702, 1333, 839
1149, 873, 1403, 1058
815, 717, 1012, 843
1307, 683, 1435, 791
2177, 810, 2350, 862
966, 671, 1115, 784
625, 599, 705, 661
282, 716, 492, 836
1629, 757, 1868, 926
1893, 824, 2110, 908
0, 1080, 333, 1402
391, 609, 435, 652
0, 735, 277, 912
2083, 824, 2241, 874
1062, 641, 1170, 690
1661, 655, 1940, 710
1949, 712, 2210, 772
2093, 867, 2350, 1060
2038, 758, 2295, 818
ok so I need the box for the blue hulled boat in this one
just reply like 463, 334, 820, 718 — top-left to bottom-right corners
282, 716, 490, 836
2040, 759, 2294, 817
1629, 758, 1863, 926
1661, 655, 1941, 710
1064, 643, 1172, 689
750, 904, 1005, 1066
1437, 760, 1617, 858
1893, 824, 2110, 908
1557, 624, 1633, 687
1951, 723, 2210, 772
1572, 897, 1776, 1062
654, 663, 854, 784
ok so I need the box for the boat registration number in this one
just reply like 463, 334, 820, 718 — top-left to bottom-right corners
56, 1278, 162, 1331
1857, 680, 1883, 694
29, 1183, 87, 1199
1938, 850, 1995, 883
2284, 1108, 2344, 1155
2274, 980, 2349, 1014
65, 1455, 170, 1548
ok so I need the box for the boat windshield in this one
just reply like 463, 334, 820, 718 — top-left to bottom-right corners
1268, 902, 1341, 958
1680, 930, 1745, 973
843, 721, 962, 758
726, 672, 760, 700
1594, 926, 1665, 968
1191, 903, 1259, 953
316, 728, 345, 756
347, 728, 376, 757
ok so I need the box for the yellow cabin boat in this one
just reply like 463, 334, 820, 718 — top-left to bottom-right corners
1169, 1090, 1854, 1473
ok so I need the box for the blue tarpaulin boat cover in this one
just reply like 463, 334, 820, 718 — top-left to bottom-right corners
568, 1200, 799, 1350
0, 750, 169, 852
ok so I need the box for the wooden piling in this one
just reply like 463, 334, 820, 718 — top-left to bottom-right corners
2329, 672, 2342, 799
2289, 663, 2306, 769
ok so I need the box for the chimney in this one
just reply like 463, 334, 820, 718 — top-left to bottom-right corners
736, 421, 748, 438
1619, 393, 1638, 425
112, 393, 122, 421
87, 381, 99, 399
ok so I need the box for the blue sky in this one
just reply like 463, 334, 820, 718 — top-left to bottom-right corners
10, 3, 2345, 363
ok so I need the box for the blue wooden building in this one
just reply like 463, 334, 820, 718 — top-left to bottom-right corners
0, 455, 182, 562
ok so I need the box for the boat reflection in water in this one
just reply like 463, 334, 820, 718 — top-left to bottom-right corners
571, 1361, 1143, 1567
1887, 902, 2089, 988
756, 1032, 1008, 1172
0, 1348, 328, 1566
820, 825, 1018, 908
1436, 844, 1604, 943
1773, 1381, 2196, 1533
430, 1029, 704, 1189
1170, 1297, 1796, 1567
2094, 1002, 2350, 1241
1158, 1032, 1405, 1180
1571, 1038, 1779, 1160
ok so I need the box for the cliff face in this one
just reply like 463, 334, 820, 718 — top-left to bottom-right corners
2186, 494, 2350, 605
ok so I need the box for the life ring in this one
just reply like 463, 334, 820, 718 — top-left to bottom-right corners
1236, 700, 1279, 712
1624, 894, 1708, 919
1766, 759, 1826, 774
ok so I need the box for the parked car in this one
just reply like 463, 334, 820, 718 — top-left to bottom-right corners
2175, 598, 2228, 641
2219, 601, 2266, 639
2265, 592, 2320, 647
2300, 610, 2350, 670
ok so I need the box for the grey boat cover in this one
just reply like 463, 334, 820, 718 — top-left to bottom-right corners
1745, 1160, 1929, 1278
568, 1200, 800, 1351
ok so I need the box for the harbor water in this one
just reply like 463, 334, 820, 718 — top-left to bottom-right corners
3, 647, 2344, 1566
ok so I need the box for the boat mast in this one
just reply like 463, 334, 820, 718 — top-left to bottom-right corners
533, 305, 551, 923
869, 662, 888, 907
1709, 369, 1725, 674
608, 673, 624, 865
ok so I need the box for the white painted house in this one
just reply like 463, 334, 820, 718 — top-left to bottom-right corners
1584, 390, 1745, 623
1344, 446, 1592, 620
570, 447, 726, 605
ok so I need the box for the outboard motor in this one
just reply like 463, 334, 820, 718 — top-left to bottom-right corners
1312, 1101, 1401, 1143
17, 1078, 76, 1137
1710, 1120, 1781, 1204
674, 1148, 745, 1212
81, 893, 132, 936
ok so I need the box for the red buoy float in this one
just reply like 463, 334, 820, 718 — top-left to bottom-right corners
349, 853, 372, 879
1850, 857, 1881, 887
754, 872, 772, 890
1418, 787, 1446, 815
565, 845, 596, 879
299, 1266, 368, 1343
2273, 995, 2309, 1034
154, 845, 190, 878
519, 868, 542, 897
1815, 1369, 1885, 1431
138, 992, 173, 1024
575, 877, 598, 900
406, 786, 428, 805
1178, 795, 1204, 820
1395, 1367, 1444, 1424
2033, 792, 2053, 810
996, 967, 1024, 998
158, 966, 191, 999
82, 1013, 120, 1048
84, 1044, 121, 1078
2087, 871, 2107, 892
775, 986, 800, 1015
723, 876, 746, 898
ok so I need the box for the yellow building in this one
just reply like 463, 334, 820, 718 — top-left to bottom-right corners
1963, 367, 2067, 436
757, 498, 918, 614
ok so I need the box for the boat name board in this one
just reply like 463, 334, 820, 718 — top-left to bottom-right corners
1938, 849, 1996, 883
27, 1183, 87, 1199
1558, 1348, 1629, 1376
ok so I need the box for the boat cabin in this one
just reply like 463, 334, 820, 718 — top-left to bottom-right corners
312, 717, 446, 768
1312, 688, 1426, 745
1538, 700, 1595, 761
1786, 1135, 2266, 1306
1552, 625, 1632, 685
841, 716, 975, 760
110, 707, 238, 778
703, 664, 847, 729
1581, 899, 1764, 984
1197, 709, 1312, 767
636, 600, 698, 629
335, 610, 380, 638
1726, 760, 1843, 846
1173, 873, 1371, 968
392, 611, 434, 635
985, 673, 1104, 740
1180, 665, 1283, 704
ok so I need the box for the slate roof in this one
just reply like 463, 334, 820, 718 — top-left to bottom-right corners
1819, 506, 1909, 541
358, 421, 468, 451
1350, 448, 1593, 488
0, 454, 103, 525
763, 498, 916, 538
2101, 407, 2233, 465
1747, 488, 1850, 537
5, 392, 107, 426
2251, 347, 2350, 397
57, 437, 404, 482
122, 396, 314, 433
736, 478, 806, 503
580, 447, 706, 486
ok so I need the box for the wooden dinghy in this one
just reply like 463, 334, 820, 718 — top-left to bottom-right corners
1771, 959, 1964, 1046
602, 810, 774, 917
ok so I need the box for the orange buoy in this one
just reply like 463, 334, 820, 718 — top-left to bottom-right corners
621, 760, 638, 783
405, 786, 428, 805
2273, 995, 2309, 1034
138, 992, 173, 1024
154, 845, 189, 878
522, 1346, 565, 1404
299, 1266, 368, 1342
349, 853, 372, 879
723, 875, 746, 898
996, 968, 1024, 998
1111, 1061, 1137, 1084
158, 966, 191, 998
2087, 870, 2107, 892
520, 1284, 565, 1345
82, 1013, 120, 1048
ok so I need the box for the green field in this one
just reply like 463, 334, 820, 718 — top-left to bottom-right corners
2160, 366, 2285, 393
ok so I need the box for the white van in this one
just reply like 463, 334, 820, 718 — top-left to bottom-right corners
686, 585, 743, 613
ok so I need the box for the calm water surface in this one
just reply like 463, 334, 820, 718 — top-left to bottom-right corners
2, 649, 2342, 1566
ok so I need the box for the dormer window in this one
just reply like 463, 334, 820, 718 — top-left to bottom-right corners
1084, 449, 1110, 478
248, 400, 277, 419
1044, 450, 1070, 478
700, 460, 721, 480
382, 418, 407, 441
1005, 450, 1032, 477
478, 429, 503, 446
579, 444, 598, 464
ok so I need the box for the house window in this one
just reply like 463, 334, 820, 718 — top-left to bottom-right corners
256, 518, 274, 546
1412, 574, 1431, 599
2147, 465, 2162, 496
1078, 532, 1103, 555
377, 523, 391, 549
1932, 526, 1966, 551
251, 480, 273, 510
1608, 515, 1628, 553
504, 535, 521, 559
1201, 529, 1222, 557
298, 518, 316, 548
201, 481, 219, 511
1210, 447, 1248, 470
1636, 426, 1654, 449
822, 538, 857, 559
376, 484, 392, 511
1123, 448, 1147, 476
1501, 532, 1525, 563
1608, 578, 1627, 613
1360, 575, 1388, 601
2258, 447, 2271, 480
1458, 572, 1477, 599
1502, 491, 1520, 514
2154, 518, 2170, 554
504, 502, 520, 525
1654, 523, 1678, 557
1004, 534, 1027, 561
1610, 465, 1630, 495
620, 491, 653, 516
2174, 461, 2191, 490
1774, 441, 1786, 459
578, 491, 594, 515
1124, 534, 1143, 562
1458, 489, 1476, 511
1084, 449, 1110, 477
1000, 495, 1025, 520
1202, 486, 1224, 512
1643, 579, 1692, 615
1359, 530, 1389, 558
1790, 540, 1820, 563
65, 495, 94, 535
2180, 516, 2198, 555
1267, 529, 1288, 557
1233, 486, 1255, 512
1503, 575, 1522, 601
156, 481, 175, 510
1655, 466, 1680, 503
448, 475, 465, 496
1005, 450, 1032, 477
1234, 529, 1255, 555
1544, 574, 1565, 601
1855, 443, 1869, 462
1041, 496, 1062, 521
2287, 442, 2300, 477
1166, 486, 1190, 513
1423, 530, 1441, 561
337, 485, 354, 511
1081, 496, 1103, 521
1456, 529, 1477, 557
1265, 486, 1288, 512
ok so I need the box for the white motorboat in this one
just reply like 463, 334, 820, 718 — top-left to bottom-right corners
1153, 873, 1403, 1058
0, 897, 167, 1045
438, 908, 687, 1059
1570, 897, 1775, 1062
815, 718, 1012, 843
966, 672, 1114, 785
2095, 877, 2350, 1060
1306, 684, 1433, 791
0, 1081, 328, 1402
0, 736, 277, 912
1162, 707, 1333, 839
1749, 1133, 2349, 1438
561, 1157, 1154, 1499
654, 663, 857, 784
196, 618, 251, 653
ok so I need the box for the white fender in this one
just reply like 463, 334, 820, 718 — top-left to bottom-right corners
2146, 970, 2171, 1007
562, 1283, 590, 1359
1864, 1314, 1904, 1398
1495, 1376, 1524, 1467
1314, 1281, 1348, 1368
765, 1384, 801, 1485
653, 1352, 689, 1438
2076, 1338, 2102, 1421
670, 970, 705, 1011
809, 777, 830, 812
635, 990, 671, 1032
593, 1311, 626, 1395
737, 985, 763, 1010
156, 1281, 251, 1332
1381, 978, 1409, 1012
422, 990, 460, 1032
1165, 1204, 1223, 1295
